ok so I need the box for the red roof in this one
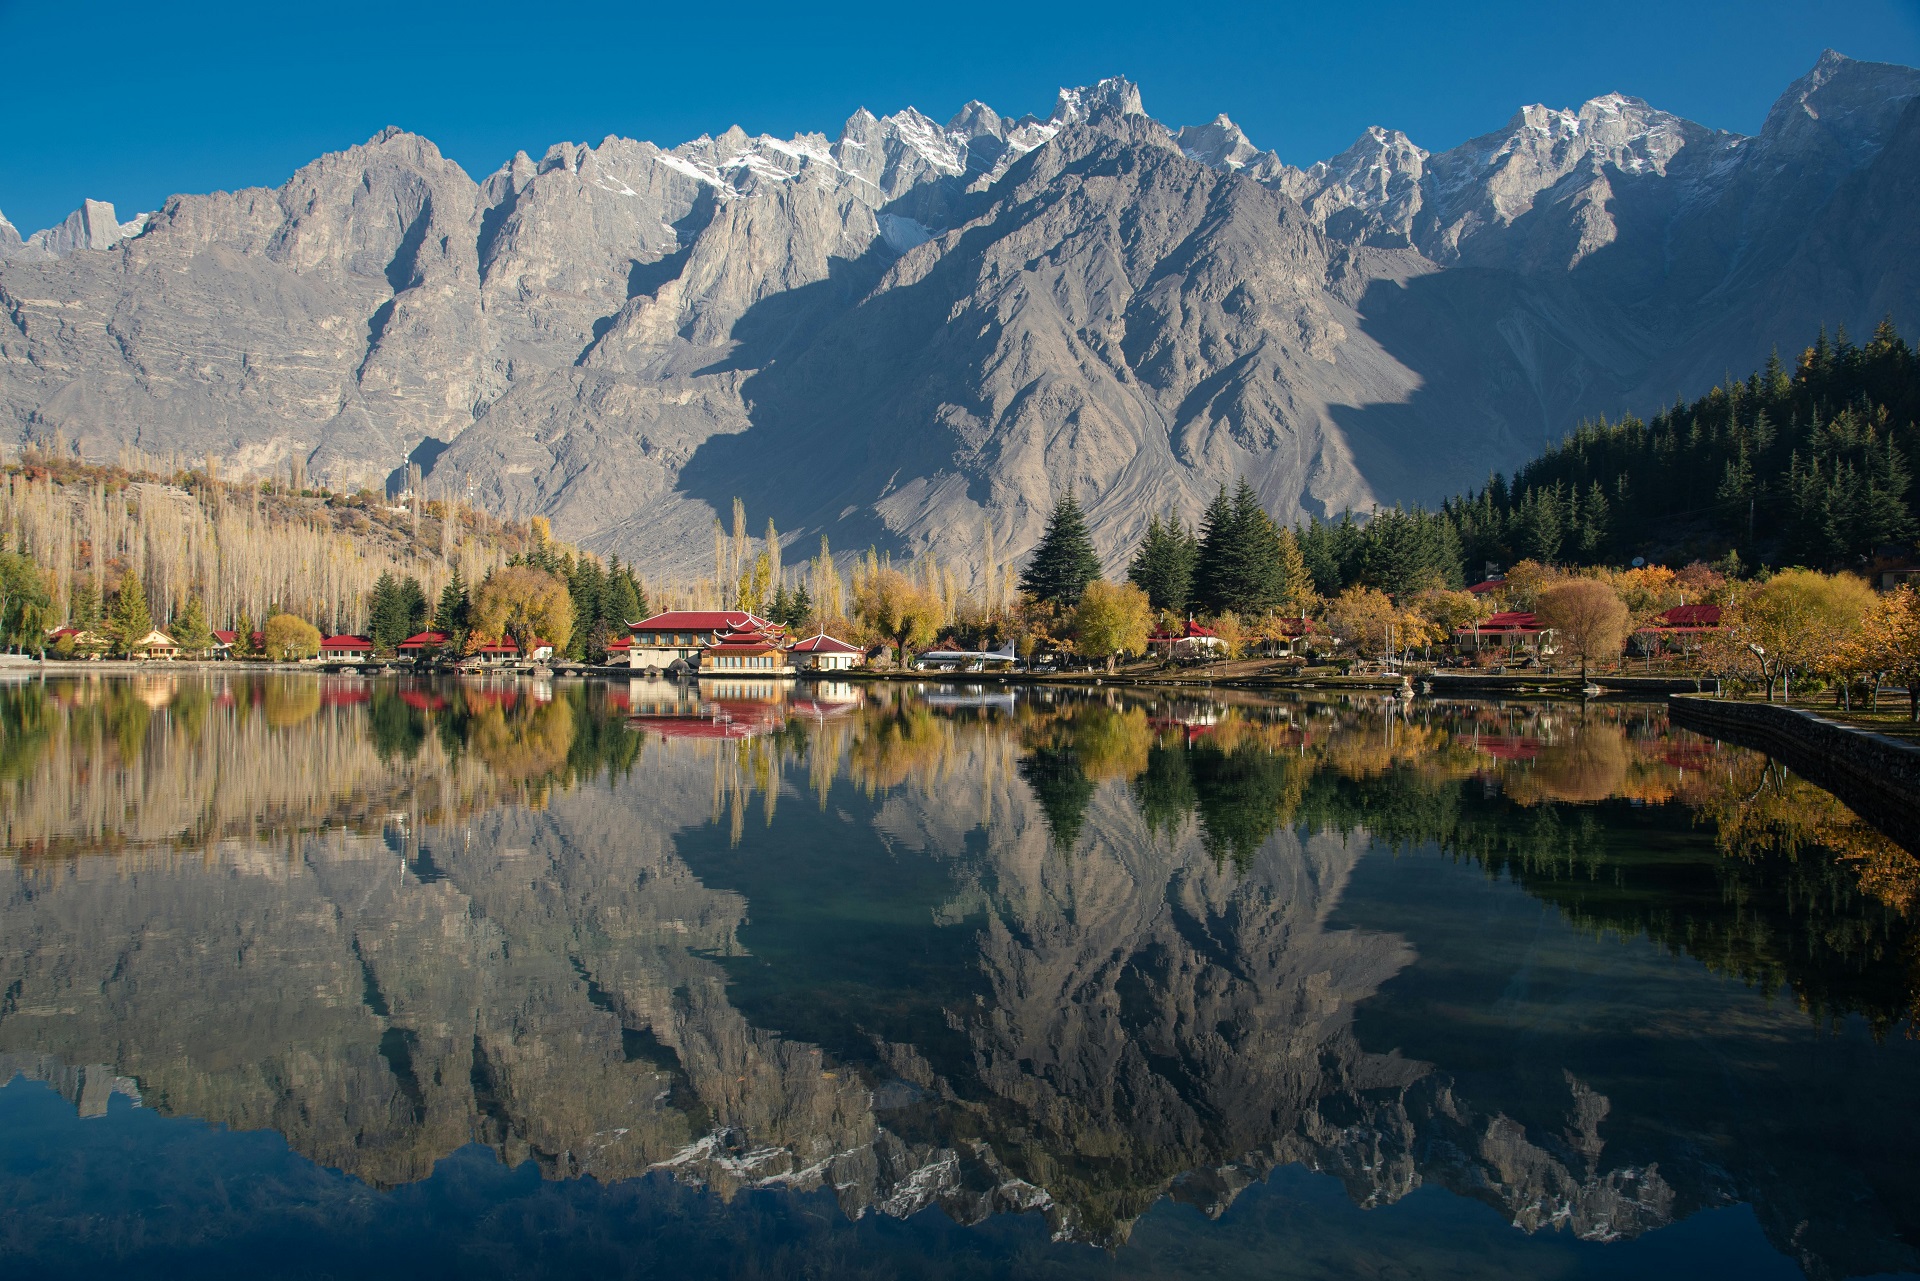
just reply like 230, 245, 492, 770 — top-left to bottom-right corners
1467, 611, 1544, 632
607, 637, 632, 650
212, 630, 237, 645
789, 633, 860, 654
706, 640, 781, 655
1150, 620, 1221, 642
1467, 578, 1505, 596
320, 634, 374, 651
631, 611, 772, 633
398, 631, 448, 649
48, 627, 80, 640
476, 640, 520, 655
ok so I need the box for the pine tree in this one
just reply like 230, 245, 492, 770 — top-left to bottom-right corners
70, 580, 102, 630
109, 569, 153, 656
399, 576, 428, 636
1019, 487, 1103, 608
434, 569, 470, 637
1126, 511, 1197, 613
171, 594, 214, 655
608, 569, 643, 628
1193, 479, 1285, 615
368, 571, 404, 649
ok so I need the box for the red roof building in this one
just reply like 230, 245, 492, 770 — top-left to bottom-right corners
1455, 611, 1553, 651
398, 630, 449, 652
319, 634, 375, 660
1148, 620, 1226, 654
789, 632, 861, 671
627, 611, 784, 669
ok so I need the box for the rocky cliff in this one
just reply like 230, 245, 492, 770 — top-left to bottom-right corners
2, 55, 1914, 579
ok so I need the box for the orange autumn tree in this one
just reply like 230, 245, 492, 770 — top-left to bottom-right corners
1537, 578, 1631, 681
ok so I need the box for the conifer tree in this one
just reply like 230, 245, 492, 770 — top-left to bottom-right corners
1194, 479, 1286, 615
607, 568, 643, 628
70, 580, 101, 630
171, 595, 214, 655
368, 572, 403, 649
1126, 511, 1198, 613
1019, 487, 1103, 608
109, 569, 153, 656
434, 569, 471, 637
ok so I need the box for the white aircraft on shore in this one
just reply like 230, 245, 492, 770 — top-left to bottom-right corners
913, 640, 1018, 671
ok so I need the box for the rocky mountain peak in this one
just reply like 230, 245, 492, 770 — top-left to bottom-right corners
1760, 49, 1920, 159
947, 100, 1004, 139
0, 54, 1912, 579
1052, 76, 1146, 125
1174, 113, 1263, 170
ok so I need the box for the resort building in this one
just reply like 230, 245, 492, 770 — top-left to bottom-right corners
397, 630, 449, 658
788, 632, 862, 671
474, 639, 521, 664
1632, 604, 1722, 658
698, 629, 793, 676
319, 635, 375, 662
132, 629, 181, 659
1148, 619, 1227, 660
1453, 611, 1555, 654
627, 611, 785, 671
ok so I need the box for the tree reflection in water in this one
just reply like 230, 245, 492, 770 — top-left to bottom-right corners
0, 675, 1917, 1277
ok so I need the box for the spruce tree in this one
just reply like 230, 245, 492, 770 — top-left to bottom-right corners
607, 569, 642, 627
1126, 511, 1197, 614
399, 576, 428, 636
172, 595, 214, 655
70, 580, 101, 630
1194, 479, 1284, 615
368, 572, 404, 649
109, 569, 152, 656
1019, 488, 1103, 608
434, 569, 470, 637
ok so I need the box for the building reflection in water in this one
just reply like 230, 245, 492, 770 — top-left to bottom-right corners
0, 674, 1915, 1277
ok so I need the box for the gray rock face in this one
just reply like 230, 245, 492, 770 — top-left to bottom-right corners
0, 53, 1914, 579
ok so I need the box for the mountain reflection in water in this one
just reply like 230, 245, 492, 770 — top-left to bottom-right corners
0, 673, 1916, 1280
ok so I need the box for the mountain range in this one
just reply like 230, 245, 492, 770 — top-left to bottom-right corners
2, 51, 1916, 580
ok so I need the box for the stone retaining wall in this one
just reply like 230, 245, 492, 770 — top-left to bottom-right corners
1668, 696, 1920, 853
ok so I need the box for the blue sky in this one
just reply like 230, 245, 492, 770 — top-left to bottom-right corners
3, 0, 1918, 234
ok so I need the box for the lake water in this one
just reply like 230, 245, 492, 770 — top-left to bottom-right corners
1, 672, 1916, 1280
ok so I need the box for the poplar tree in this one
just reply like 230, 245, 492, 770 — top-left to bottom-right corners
1019, 488, 1103, 608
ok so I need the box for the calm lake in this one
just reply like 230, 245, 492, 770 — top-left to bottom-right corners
1, 672, 1916, 1280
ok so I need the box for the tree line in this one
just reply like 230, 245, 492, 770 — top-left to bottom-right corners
1443, 319, 1918, 573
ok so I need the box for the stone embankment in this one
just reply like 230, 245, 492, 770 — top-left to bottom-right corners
1668, 696, 1920, 853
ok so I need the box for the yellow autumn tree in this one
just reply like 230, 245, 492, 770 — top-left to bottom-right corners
1072, 580, 1153, 672
472, 564, 575, 655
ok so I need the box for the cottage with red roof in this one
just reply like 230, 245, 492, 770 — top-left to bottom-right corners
627, 611, 783, 671
788, 632, 862, 672
1148, 619, 1227, 659
1454, 611, 1555, 653
397, 630, 449, 656
319, 634, 375, 662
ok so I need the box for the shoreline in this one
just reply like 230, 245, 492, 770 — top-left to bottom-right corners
1668, 696, 1920, 854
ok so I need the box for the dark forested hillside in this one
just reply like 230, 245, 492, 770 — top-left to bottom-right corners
1440, 320, 1920, 575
